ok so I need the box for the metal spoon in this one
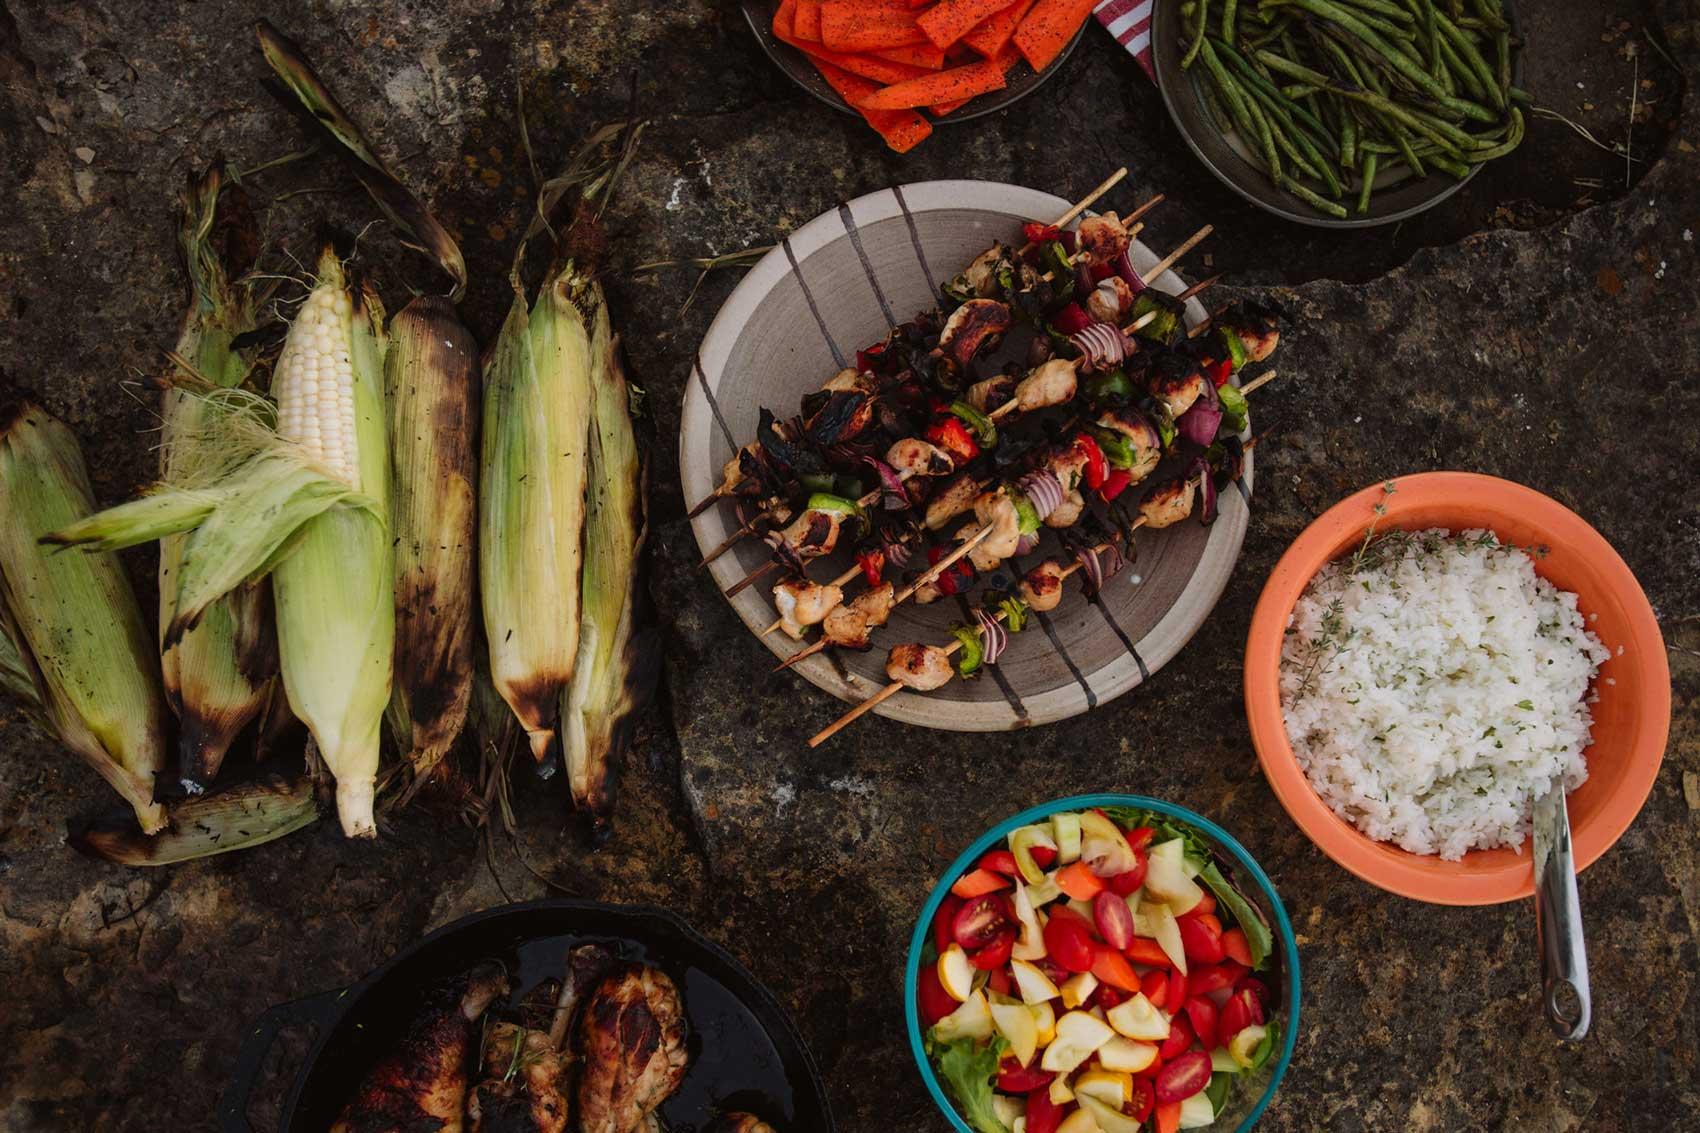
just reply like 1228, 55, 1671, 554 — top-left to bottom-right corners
1532, 778, 1590, 1039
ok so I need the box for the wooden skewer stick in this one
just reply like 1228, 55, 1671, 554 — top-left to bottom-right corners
772, 523, 995, 672
697, 503, 788, 568
804, 530, 1139, 748
724, 558, 779, 599
1143, 225, 1214, 283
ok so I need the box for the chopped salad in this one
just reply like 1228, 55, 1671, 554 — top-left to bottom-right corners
917, 808, 1281, 1133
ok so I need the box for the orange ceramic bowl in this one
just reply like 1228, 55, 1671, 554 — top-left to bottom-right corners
1245, 472, 1670, 905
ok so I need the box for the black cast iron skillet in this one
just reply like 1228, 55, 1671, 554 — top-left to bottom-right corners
219, 899, 834, 1132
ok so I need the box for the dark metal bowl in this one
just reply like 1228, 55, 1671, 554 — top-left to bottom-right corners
218, 899, 834, 1132
741, 0, 1090, 124
1150, 0, 1520, 228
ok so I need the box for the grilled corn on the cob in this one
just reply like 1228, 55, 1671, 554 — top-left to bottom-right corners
68, 767, 318, 866
269, 250, 394, 836
0, 402, 169, 832
480, 261, 598, 772
161, 164, 278, 792
386, 297, 477, 785
562, 290, 656, 822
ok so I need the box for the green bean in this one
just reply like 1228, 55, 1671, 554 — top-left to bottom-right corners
1379, 111, 1426, 176
1495, 30, 1511, 92
1356, 153, 1378, 212
1335, 0, 1416, 24
1285, 179, 1350, 217
1508, 85, 1529, 103
1281, 82, 1321, 98
1281, 0, 1496, 121
1340, 109, 1358, 167
1240, 89, 1286, 184
1183, 0, 1210, 69
1201, 81, 1236, 134
1222, 0, 1238, 49
1435, 29, 1485, 100
1218, 47, 1344, 191
1463, 106, 1523, 161
1435, 10, 1503, 107
1199, 39, 1259, 140
1424, 151, 1470, 177
1214, 35, 1340, 152
1255, 49, 1467, 155
1416, 0, 1442, 81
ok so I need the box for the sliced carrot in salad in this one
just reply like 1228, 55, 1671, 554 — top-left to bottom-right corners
809, 58, 934, 153
1090, 945, 1144, 992
1221, 925, 1254, 966
855, 57, 1008, 109
962, 0, 1036, 57
1054, 860, 1105, 900
949, 866, 1012, 898
1011, 0, 1097, 72
1126, 936, 1174, 968
1155, 1099, 1183, 1133
820, 2, 928, 51
917, 0, 1011, 49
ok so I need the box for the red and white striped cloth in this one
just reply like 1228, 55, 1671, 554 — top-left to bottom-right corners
1093, 0, 1157, 80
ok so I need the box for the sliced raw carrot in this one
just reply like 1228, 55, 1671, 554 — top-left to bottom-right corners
929, 97, 970, 116
772, 0, 797, 39
917, 0, 1011, 50
1054, 860, 1106, 900
1126, 936, 1174, 968
876, 41, 946, 68
773, 7, 932, 83
820, 2, 928, 51
794, 0, 823, 40
1155, 1101, 1182, 1133
811, 59, 934, 152
854, 57, 1009, 109
1091, 946, 1144, 992
950, 867, 1014, 898
962, 0, 1036, 57
1012, 0, 1096, 72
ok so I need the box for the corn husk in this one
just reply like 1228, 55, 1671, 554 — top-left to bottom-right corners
0, 402, 169, 832
68, 768, 318, 866
161, 163, 278, 792
561, 290, 658, 823
48, 251, 394, 838
385, 297, 477, 785
479, 261, 597, 771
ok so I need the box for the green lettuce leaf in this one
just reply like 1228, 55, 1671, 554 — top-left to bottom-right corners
925, 1033, 1009, 1133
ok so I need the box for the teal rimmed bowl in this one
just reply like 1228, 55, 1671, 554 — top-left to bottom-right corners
904, 794, 1301, 1132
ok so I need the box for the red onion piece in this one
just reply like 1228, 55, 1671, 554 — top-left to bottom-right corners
1114, 248, 1147, 295
1017, 470, 1065, 522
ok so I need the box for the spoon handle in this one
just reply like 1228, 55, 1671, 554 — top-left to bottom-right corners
1533, 781, 1590, 1040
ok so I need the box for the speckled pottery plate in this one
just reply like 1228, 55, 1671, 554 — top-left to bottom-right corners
680, 180, 1253, 731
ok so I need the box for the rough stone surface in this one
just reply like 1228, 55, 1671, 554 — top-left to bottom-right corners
1, 2, 1697, 1131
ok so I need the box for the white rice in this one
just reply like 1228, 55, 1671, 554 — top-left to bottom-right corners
1279, 529, 1609, 860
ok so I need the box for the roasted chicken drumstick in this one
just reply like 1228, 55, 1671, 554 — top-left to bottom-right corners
576, 964, 690, 1133
331, 963, 508, 1133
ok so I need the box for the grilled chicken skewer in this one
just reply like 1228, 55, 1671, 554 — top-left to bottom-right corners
331, 964, 509, 1133
806, 442, 1261, 748
765, 331, 1279, 667
718, 264, 1224, 598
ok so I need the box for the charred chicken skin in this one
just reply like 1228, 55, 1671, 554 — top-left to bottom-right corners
576, 964, 689, 1133
331, 963, 508, 1133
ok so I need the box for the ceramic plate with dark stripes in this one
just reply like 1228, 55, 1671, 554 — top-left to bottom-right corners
681, 181, 1252, 731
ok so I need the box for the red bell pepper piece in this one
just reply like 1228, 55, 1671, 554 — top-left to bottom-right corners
856, 547, 885, 587
924, 414, 979, 464
1050, 301, 1091, 336
1073, 430, 1107, 490
1023, 221, 1061, 244
1099, 468, 1133, 501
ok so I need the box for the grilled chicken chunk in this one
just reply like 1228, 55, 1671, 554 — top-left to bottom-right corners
1020, 559, 1067, 612
773, 578, 845, 640
822, 582, 896, 650
331, 963, 507, 1133
577, 965, 689, 1133
887, 643, 955, 690
1139, 478, 1196, 529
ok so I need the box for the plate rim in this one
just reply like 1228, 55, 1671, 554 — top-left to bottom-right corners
682, 179, 1254, 731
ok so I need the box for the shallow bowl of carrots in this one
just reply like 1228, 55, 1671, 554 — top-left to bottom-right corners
747, 0, 1100, 152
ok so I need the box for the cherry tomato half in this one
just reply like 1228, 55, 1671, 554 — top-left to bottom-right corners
1129, 1077, 1156, 1122
1219, 986, 1266, 1043
953, 893, 1012, 950
1184, 996, 1220, 1051
1178, 913, 1225, 965
978, 849, 1019, 876
1029, 844, 1059, 869
1024, 1087, 1063, 1133
917, 965, 956, 1027
1093, 890, 1135, 949
969, 928, 1016, 971
1155, 1051, 1212, 1103
1104, 850, 1148, 896
1123, 826, 1156, 853
1141, 968, 1168, 1009
933, 895, 963, 954
1159, 1013, 1195, 1060
997, 1057, 1055, 1093
1041, 907, 1098, 973
1187, 961, 1247, 995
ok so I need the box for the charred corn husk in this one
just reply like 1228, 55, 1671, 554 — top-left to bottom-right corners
385, 297, 477, 784
480, 262, 597, 772
562, 291, 658, 823
161, 163, 277, 793
269, 250, 394, 836
68, 768, 317, 866
0, 403, 168, 832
